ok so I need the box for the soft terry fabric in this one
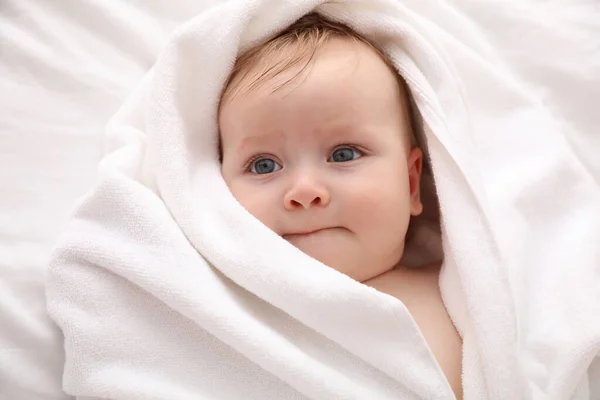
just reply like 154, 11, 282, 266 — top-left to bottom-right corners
46, 0, 600, 399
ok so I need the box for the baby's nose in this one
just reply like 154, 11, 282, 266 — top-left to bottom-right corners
284, 177, 330, 211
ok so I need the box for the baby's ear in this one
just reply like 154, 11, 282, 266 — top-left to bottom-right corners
408, 147, 423, 216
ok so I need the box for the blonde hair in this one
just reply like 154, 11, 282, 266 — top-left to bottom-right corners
219, 12, 419, 153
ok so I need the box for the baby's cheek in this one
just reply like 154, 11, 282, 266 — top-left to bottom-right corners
346, 175, 411, 234
239, 191, 279, 229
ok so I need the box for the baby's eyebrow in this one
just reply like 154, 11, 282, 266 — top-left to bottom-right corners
236, 131, 285, 155
325, 124, 362, 139
234, 124, 368, 156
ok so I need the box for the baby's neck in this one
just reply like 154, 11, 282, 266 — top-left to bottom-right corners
362, 262, 441, 286
362, 262, 441, 295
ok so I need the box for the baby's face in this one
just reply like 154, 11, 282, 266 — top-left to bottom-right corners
220, 38, 422, 282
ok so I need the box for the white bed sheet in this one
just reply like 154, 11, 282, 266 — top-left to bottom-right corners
0, 1, 221, 398
1, 0, 598, 399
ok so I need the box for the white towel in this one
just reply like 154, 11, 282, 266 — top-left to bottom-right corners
46, 0, 600, 399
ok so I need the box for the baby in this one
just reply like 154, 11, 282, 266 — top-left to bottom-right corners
219, 13, 462, 398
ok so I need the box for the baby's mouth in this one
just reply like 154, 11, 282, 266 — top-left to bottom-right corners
283, 227, 344, 239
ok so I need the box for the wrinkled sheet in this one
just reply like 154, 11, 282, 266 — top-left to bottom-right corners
0, 1, 219, 399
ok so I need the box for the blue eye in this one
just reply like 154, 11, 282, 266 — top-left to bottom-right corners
329, 147, 362, 163
250, 158, 282, 174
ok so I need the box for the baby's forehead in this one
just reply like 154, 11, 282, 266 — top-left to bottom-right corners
224, 40, 406, 115
220, 44, 417, 146
223, 37, 359, 105
218, 13, 420, 157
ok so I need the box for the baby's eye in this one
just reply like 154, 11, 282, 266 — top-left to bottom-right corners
329, 147, 362, 163
250, 158, 282, 174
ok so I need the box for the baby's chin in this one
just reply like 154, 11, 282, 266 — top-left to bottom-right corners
283, 228, 394, 282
